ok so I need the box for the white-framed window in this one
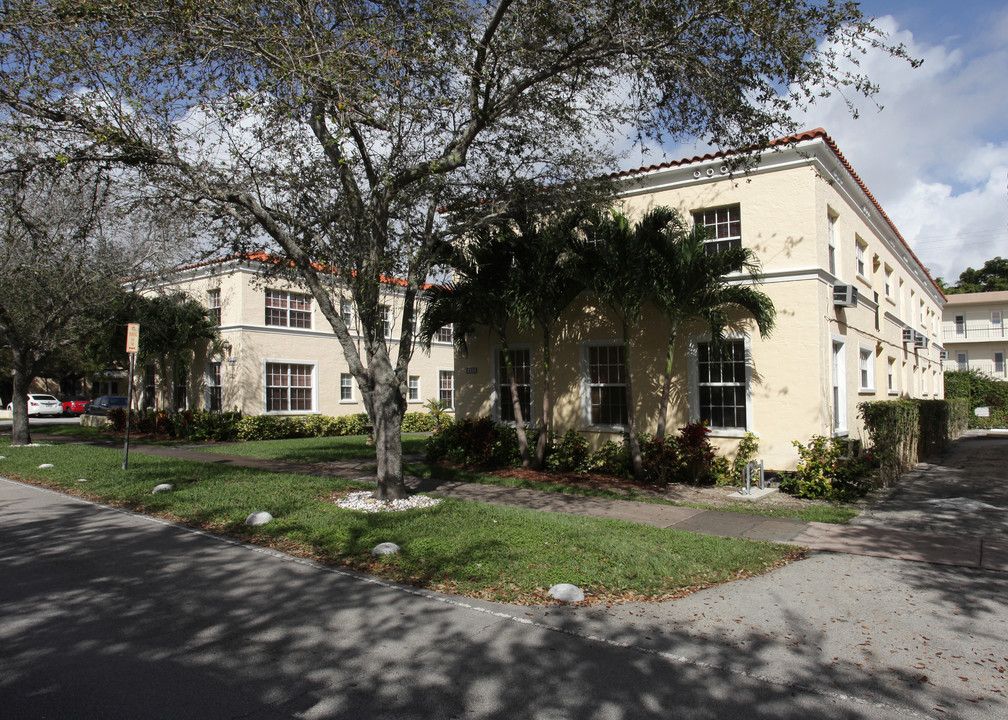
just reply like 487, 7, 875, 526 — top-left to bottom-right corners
439, 370, 454, 409
208, 288, 221, 326
887, 357, 896, 394
583, 343, 628, 427
690, 338, 750, 432
955, 315, 966, 336
497, 348, 533, 423
995, 352, 1005, 376
832, 338, 847, 433
265, 289, 312, 328
921, 371, 929, 396
408, 375, 421, 402
434, 324, 453, 344
827, 210, 837, 275
379, 304, 393, 339
693, 205, 741, 254
341, 298, 355, 330
859, 346, 875, 393
884, 266, 893, 300
957, 352, 968, 371
993, 311, 1003, 327
340, 373, 354, 402
265, 362, 314, 412
855, 237, 867, 278
206, 361, 222, 412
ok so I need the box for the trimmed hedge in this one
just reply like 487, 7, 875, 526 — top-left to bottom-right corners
858, 398, 968, 487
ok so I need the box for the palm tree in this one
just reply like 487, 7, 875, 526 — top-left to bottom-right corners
574, 209, 655, 479
509, 208, 587, 469
420, 226, 535, 467
648, 210, 776, 439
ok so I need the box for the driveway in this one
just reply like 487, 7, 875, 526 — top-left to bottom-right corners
2, 435, 1007, 718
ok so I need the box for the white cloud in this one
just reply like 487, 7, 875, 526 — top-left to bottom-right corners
789, 14, 1008, 282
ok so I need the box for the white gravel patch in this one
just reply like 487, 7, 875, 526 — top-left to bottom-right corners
335, 491, 442, 513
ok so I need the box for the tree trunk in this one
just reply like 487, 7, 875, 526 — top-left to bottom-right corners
501, 341, 531, 468
10, 349, 32, 446
532, 324, 552, 470
623, 325, 644, 480
371, 364, 409, 500
654, 328, 678, 440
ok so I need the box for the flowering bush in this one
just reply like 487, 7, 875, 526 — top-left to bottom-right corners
779, 435, 870, 502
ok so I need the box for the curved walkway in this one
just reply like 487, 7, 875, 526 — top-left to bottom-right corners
35, 431, 1008, 572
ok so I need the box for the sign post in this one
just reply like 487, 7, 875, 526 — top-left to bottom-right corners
123, 323, 140, 470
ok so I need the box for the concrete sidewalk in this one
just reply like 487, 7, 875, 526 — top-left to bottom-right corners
51, 432, 1008, 573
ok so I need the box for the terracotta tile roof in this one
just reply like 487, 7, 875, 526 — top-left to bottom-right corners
165, 250, 425, 289
612, 128, 945, 298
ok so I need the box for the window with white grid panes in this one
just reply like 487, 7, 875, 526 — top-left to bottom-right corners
587, 344, 628, 426
696, 340, 747, 430
265, 290, 312, 328
855, 237, 867, 277
497, 348, 533, 423
408, 375, 420, 402
266, 362, 313, 412
859, 347, 874, 391
439, 370, 454, 408
996, 352, 1005, 376
435, 325, 453, 343
827, 211, 837, 275
208, 288, 221, 326
693, 205, 741, 255
340, 373, 354, 402
379, 304, 392, 339
207, 361, 222, 411
887, 358, 896, 394
340, 298, 354, 329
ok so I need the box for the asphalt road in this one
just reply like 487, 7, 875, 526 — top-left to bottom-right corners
3, 475, 1006, 719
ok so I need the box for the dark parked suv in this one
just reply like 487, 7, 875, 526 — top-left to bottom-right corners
83, 395, 129, 416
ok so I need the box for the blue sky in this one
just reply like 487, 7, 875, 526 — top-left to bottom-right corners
625, 2, 1008, 285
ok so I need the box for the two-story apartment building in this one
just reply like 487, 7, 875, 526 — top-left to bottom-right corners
454, 129, 946, 470
942, 291, 1008, 380
149, 254, 457, 417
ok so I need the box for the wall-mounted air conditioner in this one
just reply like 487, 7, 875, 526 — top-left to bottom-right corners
833, 284, 858, 308
939, 349, 949, 361
914, 331, 928, 349
902, 328, 914, 344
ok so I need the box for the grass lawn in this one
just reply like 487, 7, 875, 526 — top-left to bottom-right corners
196, 434, 431, 462
406, 463, 859, 525
0, 437, 800, 605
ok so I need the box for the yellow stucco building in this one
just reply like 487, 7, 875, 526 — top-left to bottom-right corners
149, 255, 457, 417
455, 129, 947, 470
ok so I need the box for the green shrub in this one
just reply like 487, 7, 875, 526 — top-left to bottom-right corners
546, 429, 590, 473
401, 411, 439, 433
780, 435, 870, 501
675, 422, 717, 485
333, 413, 370, 436
236, 414, 296, 441
729, 433, 760, 486
587, 439, 631, 478
424, 417, 521, 467
639, 435, 679, 486
858, 399, 919, 487
186, 410, 242, 441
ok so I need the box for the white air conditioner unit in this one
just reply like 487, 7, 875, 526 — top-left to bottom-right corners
914, 331, 928, 349
902, 328, 914, 344
939, 349, 949, 361
833, 284, 858, 308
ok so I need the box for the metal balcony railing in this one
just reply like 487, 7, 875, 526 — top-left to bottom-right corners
942, 324, 1007, 341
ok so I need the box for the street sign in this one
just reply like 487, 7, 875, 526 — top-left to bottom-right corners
126, 323, 140, 354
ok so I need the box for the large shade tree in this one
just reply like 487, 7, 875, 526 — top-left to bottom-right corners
0, 0, 913, 497
0, 165, 155, 445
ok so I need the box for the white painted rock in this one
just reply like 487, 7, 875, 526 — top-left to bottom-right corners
371, 542, 400, 556
38, 463, 54, 469
547, 583, 585, 603
152, 483, 174, 494
245, 511, 273, 526
77, 478, 88, 483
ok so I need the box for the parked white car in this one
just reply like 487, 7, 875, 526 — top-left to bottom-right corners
6, 394, 64, 417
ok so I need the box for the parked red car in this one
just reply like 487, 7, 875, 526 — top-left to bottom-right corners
62, 396, 90, 416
